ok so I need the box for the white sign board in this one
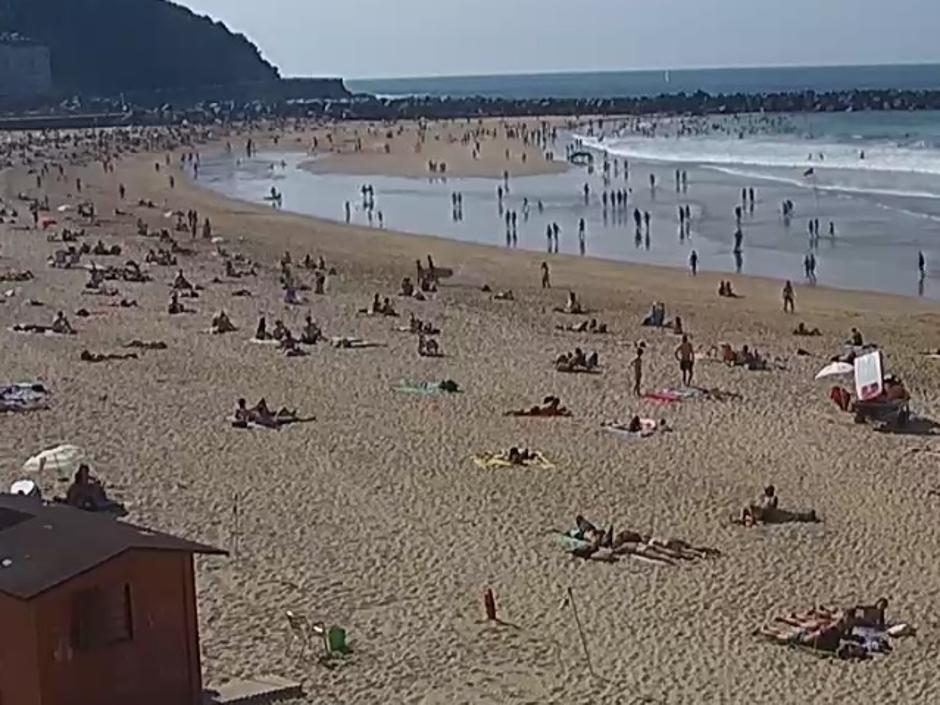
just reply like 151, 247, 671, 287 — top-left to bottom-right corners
854, 351, 884, 401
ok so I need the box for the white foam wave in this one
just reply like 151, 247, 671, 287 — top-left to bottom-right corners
704, 165, 940, 201
578, 134, 940, 178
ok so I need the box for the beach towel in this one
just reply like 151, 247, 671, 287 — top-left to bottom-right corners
330, 336, 384, 349
643, 387, 739, 403
229, 414, 315, 430
602, 418, 660, 439
472, 451, 554, 470
0, 382, 49, 413
394, 381, 461, 395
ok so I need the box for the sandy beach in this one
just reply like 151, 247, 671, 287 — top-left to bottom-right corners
3, 119, 940, 704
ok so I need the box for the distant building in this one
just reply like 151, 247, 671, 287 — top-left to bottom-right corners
0, 33, 52, 98
0, 493, 226, 705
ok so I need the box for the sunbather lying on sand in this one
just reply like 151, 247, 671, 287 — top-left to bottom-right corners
556, 318, 608, 334
758, 610, 864, 657
506, 395, 571, 417
106, 299, 138, 308
402, 313, 440, 335
210, 310, 237, 334
793, 322, 822, 336
563, 517, 720, 563
80, 350, 138, 363
738, 485, 818, 526
493, 289, 514, 301
0, 269, 33, 282
602, 416, 672, 436
124, 340, 167, 350
232, 398, 310, 429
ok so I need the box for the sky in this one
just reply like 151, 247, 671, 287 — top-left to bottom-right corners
177, 0, 940, 79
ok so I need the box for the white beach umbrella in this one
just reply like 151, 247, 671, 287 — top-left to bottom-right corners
22, 444, 85, 475
814, 362, 854, 380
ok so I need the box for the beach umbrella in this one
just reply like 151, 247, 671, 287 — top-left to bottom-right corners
814, 362, 853, 380
10, 479, 39, 497
22, 444, 85, 475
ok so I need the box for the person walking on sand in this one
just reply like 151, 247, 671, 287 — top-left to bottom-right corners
783, 280, 795, 313
632, 345, 644, 395
541, 261, 551, 289
675, 335, 695, 386
689, 250, 698, 276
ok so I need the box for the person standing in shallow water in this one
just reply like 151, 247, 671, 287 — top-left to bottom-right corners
689, 250, 698, 276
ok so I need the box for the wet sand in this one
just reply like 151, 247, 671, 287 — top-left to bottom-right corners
1, 119, 940, 704
203, 120, 940, 300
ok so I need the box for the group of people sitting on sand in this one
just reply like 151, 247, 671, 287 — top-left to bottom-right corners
224, 258, 256, 278
720, 343, 770, 370
718, 281, 738, 297
417, 334, 442, 357
739, 485, 818, 526
554, 347, 599, 373
506, 395, 571, 417
554, 291, 585, 315
399, 276, 430, 300
254, 315, 322, 351
361, 294, 398, 317
233, 398, 304, 428
146, 248, 177, 266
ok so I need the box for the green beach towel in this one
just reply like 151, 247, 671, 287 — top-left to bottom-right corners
394, 380, 461, 395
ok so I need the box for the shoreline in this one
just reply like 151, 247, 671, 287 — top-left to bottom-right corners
198, 137, 940, 303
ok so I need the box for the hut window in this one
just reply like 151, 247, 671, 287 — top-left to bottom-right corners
71, 584, 133, 650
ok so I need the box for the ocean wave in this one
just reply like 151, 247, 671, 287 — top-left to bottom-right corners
578, 134, 940, 178
704, 165, 940, 201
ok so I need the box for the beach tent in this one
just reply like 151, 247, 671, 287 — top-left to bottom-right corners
854, 351, 884, 401
22, 444, 85, 475
815, 361, 854, 380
